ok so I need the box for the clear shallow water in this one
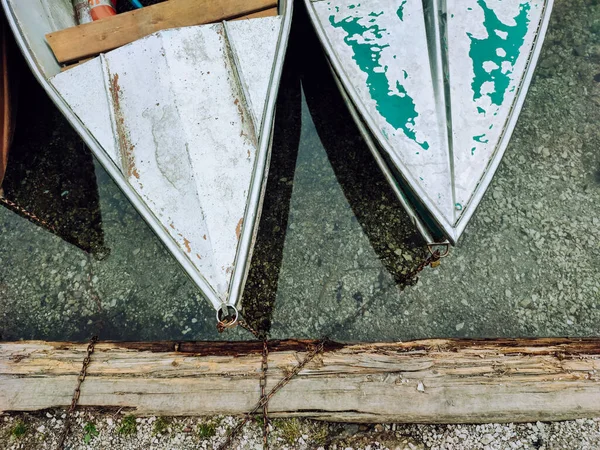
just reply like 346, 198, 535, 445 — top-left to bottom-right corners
0, 0, 598, 342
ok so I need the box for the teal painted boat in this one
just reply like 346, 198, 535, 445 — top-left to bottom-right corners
305, 0, 553, 245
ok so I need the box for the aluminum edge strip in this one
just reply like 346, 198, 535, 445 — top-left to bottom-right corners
1, 0, 223, 309
228, 0, 294, 308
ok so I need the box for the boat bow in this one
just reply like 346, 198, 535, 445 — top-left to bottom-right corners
306, 0, 553, 243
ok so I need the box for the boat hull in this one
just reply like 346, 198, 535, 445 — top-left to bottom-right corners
1, 0, 293, 310
305, 0, 553, 244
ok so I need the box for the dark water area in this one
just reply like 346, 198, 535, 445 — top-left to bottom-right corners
0, 0, 599, 342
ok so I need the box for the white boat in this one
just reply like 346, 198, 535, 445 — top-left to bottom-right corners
305, 0, 553, 245
1, 0, 293, 322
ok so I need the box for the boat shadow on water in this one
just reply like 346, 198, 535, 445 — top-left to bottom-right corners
242, 3, 429, 336
1, 58, 109, 259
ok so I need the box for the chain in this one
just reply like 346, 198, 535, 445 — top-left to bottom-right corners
412, 249, 441, 276
86, 253, 104, 318
235, 319, 270, 447
218, 340, 325, 450
237, 319, 260, 339
0, 195, 59, 233
216, 247, 441, 448
260, 339, 269, 448
338, 249, 442, 334
56, 336, 98, 450
56, 255, 104, 449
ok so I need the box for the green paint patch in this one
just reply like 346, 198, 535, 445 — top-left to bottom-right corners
397, 0, 408, 20
476, 106, 485, 114
472, 133, 489, 154
468, 0, 531, 108
329, 7, 429, 150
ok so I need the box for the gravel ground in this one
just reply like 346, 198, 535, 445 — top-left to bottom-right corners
1, 412, 600, 450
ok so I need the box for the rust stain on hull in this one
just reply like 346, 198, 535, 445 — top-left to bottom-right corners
109, 73, 139, 180
235, 217, 243, 240
183, 237, 191, 253
233, 98, 245, 124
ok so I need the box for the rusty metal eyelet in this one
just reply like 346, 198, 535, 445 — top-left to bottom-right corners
216, 304, 239, 329
427, 242, 450, 258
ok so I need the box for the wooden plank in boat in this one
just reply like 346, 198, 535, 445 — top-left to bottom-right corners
59, 8, 279, 73
233, 7, 278, 21
46, 0, 278, 63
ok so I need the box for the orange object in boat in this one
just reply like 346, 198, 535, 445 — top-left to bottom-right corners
88, 0, 117, 21
0, 15, 15, 190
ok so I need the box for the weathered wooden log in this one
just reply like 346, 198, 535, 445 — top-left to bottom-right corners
1, 338, 599, 422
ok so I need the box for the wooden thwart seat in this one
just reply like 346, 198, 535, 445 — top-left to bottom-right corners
47, 0, 278, 64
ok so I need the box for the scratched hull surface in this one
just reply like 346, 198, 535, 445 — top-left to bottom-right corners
2, 0, 293, 309
307, 0, 553, 243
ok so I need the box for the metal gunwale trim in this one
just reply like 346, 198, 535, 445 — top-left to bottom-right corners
227, 0, 294, 308
451, 0, 554, 240
1, 0, 223, 309
329, 64, 436, 245
235, 119, 276, 310
304, 0, 457, 242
